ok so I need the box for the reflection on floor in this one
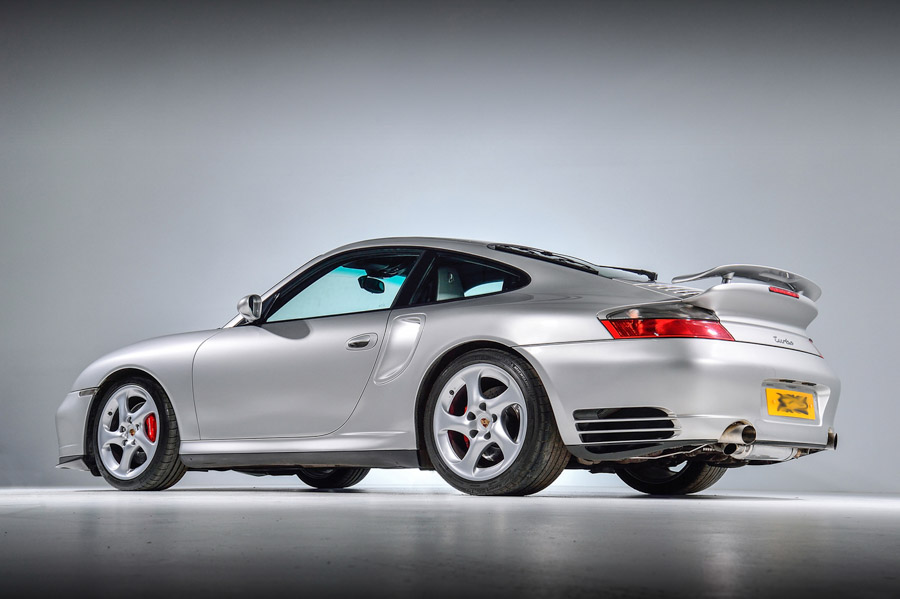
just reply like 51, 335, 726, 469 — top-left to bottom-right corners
1, 486, 898, 598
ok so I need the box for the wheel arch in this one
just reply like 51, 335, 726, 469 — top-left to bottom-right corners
412, 340, 545, 469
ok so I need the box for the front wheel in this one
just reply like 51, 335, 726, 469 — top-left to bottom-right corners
296, 467, 370, 489
90, 377, 186, 491
615, 461, 727, 495
423, 349, 569, 496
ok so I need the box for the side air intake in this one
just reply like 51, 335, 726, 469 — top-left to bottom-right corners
573, 407, 680, 455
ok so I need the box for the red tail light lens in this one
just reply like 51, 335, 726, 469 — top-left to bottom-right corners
602, 318, 734, 340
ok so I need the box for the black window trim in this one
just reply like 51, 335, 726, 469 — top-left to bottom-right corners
391, 249, 437, 308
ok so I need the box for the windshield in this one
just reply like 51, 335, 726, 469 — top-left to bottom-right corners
489, 244, 657, 282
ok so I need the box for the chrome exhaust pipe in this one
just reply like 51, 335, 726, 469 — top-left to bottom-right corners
721, 443, 739, 455
719, 422, 757, 445
827, 428, 838, 450
728, 444, 798, 462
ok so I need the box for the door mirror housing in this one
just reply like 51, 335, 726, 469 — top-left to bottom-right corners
237, 294, 262, 322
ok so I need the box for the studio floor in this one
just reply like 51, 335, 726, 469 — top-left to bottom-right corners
1, 486, 898, 598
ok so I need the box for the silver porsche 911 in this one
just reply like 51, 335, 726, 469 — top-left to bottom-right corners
56, 237, 840, 496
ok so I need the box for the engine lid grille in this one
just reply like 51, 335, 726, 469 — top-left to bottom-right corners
631, 282, 702, 298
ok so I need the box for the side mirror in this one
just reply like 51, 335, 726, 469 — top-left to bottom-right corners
237, 294, 262, 323
358, 275, 385, 294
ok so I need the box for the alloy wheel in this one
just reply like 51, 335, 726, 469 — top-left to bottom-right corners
432, 363, 528, 481
96, 384, 160, 480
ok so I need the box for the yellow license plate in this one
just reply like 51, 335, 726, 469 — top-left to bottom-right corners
766, 388, 816, 420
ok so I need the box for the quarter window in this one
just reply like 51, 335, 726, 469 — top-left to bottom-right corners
268, 254, 418, 322
411, 255, 526, 305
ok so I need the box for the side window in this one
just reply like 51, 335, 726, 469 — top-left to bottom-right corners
411, 254, 525, 305
267, 253, 418, 322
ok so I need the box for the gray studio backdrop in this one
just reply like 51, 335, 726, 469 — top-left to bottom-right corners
2, 2, 897, 492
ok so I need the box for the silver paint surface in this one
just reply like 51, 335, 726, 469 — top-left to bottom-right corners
373, 313, 425, 385
192, 310, 389, 439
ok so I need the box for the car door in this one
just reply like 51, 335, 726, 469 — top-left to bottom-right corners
192, 249, 422, 440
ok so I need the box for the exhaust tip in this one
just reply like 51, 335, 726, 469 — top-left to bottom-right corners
720, 421, 756, 446
741, 425, 757, 444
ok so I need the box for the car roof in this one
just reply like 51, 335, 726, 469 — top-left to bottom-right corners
327, 237, 638, 279
330, 236, 495, 254
222, 237, 659, 328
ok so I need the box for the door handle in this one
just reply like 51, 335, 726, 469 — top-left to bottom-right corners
346, 333, 378, 350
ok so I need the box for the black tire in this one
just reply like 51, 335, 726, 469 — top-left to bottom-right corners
296, 467, 370, 489
90, 376, 186, 491
423, 349, 569, 496
615, 461, 727, 495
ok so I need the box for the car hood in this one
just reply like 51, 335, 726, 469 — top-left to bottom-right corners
70, 329, 221, 392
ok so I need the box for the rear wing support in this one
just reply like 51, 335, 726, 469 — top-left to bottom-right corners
672, 264, 822, 301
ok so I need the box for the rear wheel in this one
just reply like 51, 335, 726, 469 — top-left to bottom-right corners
423, 349, 569, 496
296, 467, 370, 489
615, 460, 727, 495
90, 377, 186, 491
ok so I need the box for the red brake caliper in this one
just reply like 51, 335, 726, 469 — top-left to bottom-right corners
448, 405, 471, 450
145, 414, 157, 443
462, 405, 469, 448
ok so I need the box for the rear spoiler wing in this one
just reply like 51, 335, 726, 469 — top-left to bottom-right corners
672, 264, 822, 301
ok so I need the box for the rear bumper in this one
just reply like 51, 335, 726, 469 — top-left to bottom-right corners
517, 338, 840, 460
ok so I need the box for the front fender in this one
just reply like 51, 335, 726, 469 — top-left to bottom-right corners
60, 329, 220, 460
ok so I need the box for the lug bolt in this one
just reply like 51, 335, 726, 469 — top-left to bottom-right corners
485, 432, 492, 440
467, 413, 476, 421
492, 414, 498, 422
479, 402, 487, 411
469, 430, 477, 438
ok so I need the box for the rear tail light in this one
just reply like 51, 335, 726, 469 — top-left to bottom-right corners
600, 302, 734, 340
601, 318, 734, 340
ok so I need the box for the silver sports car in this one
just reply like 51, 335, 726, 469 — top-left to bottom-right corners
56, 237, 840, 496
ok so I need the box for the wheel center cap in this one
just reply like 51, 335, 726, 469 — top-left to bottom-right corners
480, 417, 490, 428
